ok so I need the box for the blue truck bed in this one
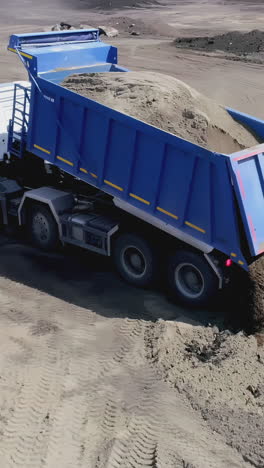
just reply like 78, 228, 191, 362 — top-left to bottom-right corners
7, 30, 264, 270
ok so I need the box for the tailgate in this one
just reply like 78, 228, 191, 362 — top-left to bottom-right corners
7, 29, 117, 77
229, 143, 264, 257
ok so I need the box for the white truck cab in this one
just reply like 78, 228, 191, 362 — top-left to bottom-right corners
0, 81, 30, 160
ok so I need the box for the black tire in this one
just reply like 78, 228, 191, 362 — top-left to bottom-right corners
113, 233, 157, 287
28, 204, 59, 251
167, 250, 218, 307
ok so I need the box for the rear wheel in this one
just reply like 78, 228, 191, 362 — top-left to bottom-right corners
113, 233, 157, 287
167, 250, 218, 306
28, 204, 59, 251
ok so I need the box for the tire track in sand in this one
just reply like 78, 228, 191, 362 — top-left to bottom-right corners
78, 318, 249, 468
0, 334, 67, 468
43, 307, 99, 468
43, 317, 144, 468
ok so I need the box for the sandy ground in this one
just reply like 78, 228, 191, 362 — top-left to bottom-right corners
0, 239, 251, 468
0, 1, 264, 467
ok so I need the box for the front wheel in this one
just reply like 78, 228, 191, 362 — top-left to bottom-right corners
113, 233, 157, 287
167, 250, 218, 307
27, 204, 59, 251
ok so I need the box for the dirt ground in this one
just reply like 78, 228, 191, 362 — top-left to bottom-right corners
0, 1, 264, 467
0, 239, 252, 468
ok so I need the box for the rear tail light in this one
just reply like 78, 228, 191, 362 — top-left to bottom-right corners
225, 259, 233, 267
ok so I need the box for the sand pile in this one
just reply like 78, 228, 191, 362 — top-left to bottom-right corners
227, 257, 264, 333
145, 319, 264, 467
248, 257, 264, 331
62, 71, 260, 153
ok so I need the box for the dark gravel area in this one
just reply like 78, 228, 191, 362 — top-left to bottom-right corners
72, 0, 159, 9
174, 30, 264, 56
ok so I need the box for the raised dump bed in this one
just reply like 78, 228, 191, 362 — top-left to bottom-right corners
7, 30, 264, 271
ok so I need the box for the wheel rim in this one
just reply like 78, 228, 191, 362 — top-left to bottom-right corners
121, 246, 147, 279
175, 262, 205, 299
32, 213, 50, 243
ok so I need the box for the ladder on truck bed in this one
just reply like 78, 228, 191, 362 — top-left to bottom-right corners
8, 84, 30, 159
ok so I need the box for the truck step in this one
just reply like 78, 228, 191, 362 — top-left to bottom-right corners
60, 212, 118, 255
7, 196, 23, 217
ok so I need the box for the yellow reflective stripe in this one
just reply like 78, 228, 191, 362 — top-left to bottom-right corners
8, 47, 33, 59
21, 51, 33, 60
231, 253, 237, 257
185, 221, 206, 234
56, 156, 74, 166
129, 193, 150, 205
157, 206, 178, 220
104, 180, 123, 191
238, 260, 244, 265
34, 144, 51, 155
80, 168, 98, 179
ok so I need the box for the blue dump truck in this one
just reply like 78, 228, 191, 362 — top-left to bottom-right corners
2, 29, 264, 306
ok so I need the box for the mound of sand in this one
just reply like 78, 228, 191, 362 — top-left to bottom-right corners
248, 257, 264, 331
62, 71, 260, 153
145, 319, 264, 467
226, 257, 264, 334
